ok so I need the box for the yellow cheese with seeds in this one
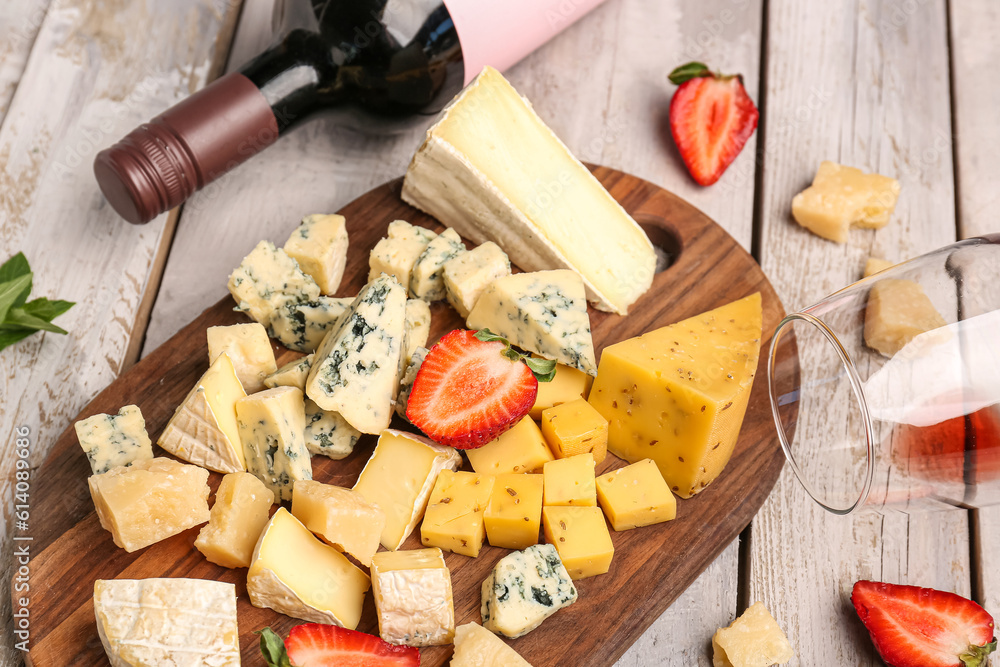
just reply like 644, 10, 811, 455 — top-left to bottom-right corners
420, 470, 495, 557
194, 472, 273, 568
542, 454, 596, 507
291, 481, 385, 566
540, 398, 608, 462
530, 363, 593, 419
485, 474, 543, 550
542, 506, 613, 580
596, 459, 676, 531
466, 416, 554, 475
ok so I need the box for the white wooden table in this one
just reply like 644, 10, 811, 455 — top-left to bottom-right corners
1, 0, 997, 664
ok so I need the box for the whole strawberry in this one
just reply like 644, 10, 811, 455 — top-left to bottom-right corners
852, 580, 997, 667
668, 61, 759, 186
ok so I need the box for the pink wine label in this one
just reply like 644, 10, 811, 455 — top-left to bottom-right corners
444, 0, 609, 84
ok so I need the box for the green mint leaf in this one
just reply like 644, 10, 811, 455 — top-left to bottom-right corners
5, 308, 68, 335
22, 297, 75, 321
524, 357, 558, 382
668, 61, 712, 85
255, 627, 294, 667
0, 274, 33, 324
0, 328, 36, 352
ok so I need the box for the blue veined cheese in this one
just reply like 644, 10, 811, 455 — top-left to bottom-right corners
467, 270, 597, 376
268, 296, 354, 353
410, 228, 466, 300
75, 405, 153, 475
305, 275, 407, 434
395, 346, 427, 420
480, 544, 577, 638
403, 299, 431, 365
265, 354, 313, 390
236, 387, 312, 502
304, 399, 361, 460
207, 322, 277, 393
388, 219, 438, 244
228, 240, 321, 327
369, 220, 437, 295
443, 242, 511, 318
93, 578, 240, 667
284, 213, 349, 295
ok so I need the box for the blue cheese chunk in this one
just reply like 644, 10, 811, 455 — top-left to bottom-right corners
268, 296, 354, 353
236, 387, 312, 502
403, 299, 431, 365
305, 275, 407, 434
395, 346, 427, 420
480, 544, 577, 638
369, 220, 437, 295
304, 399, 361, 460
284, 213, 350, 295
443, 242, 511, 318
207, 322, 277, 393
75, 405, 153, 475
265, 354, 313, 390
410, 228, 466, 300
466, 270, 597, 376
228, 240, 321, 327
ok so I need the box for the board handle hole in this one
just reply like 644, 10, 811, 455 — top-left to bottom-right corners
637, 218, 681, 273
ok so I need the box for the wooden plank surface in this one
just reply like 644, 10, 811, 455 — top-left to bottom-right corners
750, 0, 971, 664
0, 0, 51, 126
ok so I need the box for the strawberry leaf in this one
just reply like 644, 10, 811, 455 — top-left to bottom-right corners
524, 356, 557, 383
960, 638, 997, 667
473, 328, 556, 382
0, 274, 33, 324
256, 627, 294, 667
668, 61, 712, 85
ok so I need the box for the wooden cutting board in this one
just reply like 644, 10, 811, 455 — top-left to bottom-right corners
23, 166, 786, 667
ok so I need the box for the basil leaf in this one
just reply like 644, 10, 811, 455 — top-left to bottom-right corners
0, 274, 33, 324
22, 297, 75, 321
0, 328, 36, 351
5, 307, 68, 335
0, 253, 32, 308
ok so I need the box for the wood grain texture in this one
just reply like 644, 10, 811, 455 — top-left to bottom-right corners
25, 168, 786, 667
0, 0, 51, 126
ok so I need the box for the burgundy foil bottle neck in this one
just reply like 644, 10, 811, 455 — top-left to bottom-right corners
94, 72, 279, 224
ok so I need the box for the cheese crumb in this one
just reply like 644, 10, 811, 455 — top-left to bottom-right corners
712, 601, 793, 667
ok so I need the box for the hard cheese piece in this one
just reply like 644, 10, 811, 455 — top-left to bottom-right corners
467, 270, 597, 375
402, 66, 656, 315
596, 459, 676, 531
353, 429, 462, 550
236, 386, 312, 502
540, 398, 608, 462
305, 275, 407, 434
93, 578, 239, 667
421, 470, 495, 557
284, 213, 349, 295
864, 257, 895, 278
303, 399, 361, 460
404, 298, 431, 365
712, 601, 794, 667
371, 548, 455, 647
368, 220, 437, 293
75, 405, 152, 475
268, 297, 353, 353
530, 363, 594, 419
542, 454, 597, 507
395, 346, 427, 420
480, 543, 577, 638
466, 416, 554, 475
410, 227, 466, 300
542, 506, 614, 580
791, 161, 901, 243
864, 279, 947, 358
442, 241, 511, 318
194, 472, 273, 568
207, 322, 276, 393
265, 354, 313, 390
89, 457, 210, 553
291, 480, 385, 566
247, 507, 370, 628
158, 353, 247, 473
228, 240, 320, 327
589, 293, 762, 498
452, 623, 533, 667
485, 473, 543, 550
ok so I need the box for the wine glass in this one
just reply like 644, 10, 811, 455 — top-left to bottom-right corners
768, 234, 1000, 514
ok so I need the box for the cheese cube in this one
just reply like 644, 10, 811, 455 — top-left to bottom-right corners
207, 323, 277, 393
864, 257, 895, 278
452, 623, 533, 667
264, 354, 313, 390
395, 346, 427, 420
712, 601, 794, 667
371, 548, 455, 646
89, 457, 210, 553
247, 508, 370, 627
466, 416, 554, 475
303, 399, 360, 460
268, 297, 353, 353
284, 213, 349, 295
791, 161, 901, 243
368, 220, 437, 292
75, 405, 153, 475
481, 544, 577, 638
158, 353, 247, 473
485, 473, 543, 550
542, 506, 613, 579
530, 363, 594, 419
93, 578, 240, 667
540, 398, 608, 462
410, 227, 466, 300
389, 218, 438, 244
420, 470, 495, 557
236, 387, 312, 502
291, 481, 385, 566
194, 472, 273, 568
589, 293, 762, 498
596, 459, 676, 531
404, 298, 431, 365
542, 454, 596, 507
354, 429, 462, 550
227, 240, 320, 327
443, 242, 511, 318
864, 279, 947, 358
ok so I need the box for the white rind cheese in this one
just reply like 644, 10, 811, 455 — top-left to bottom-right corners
206, 322, 277, 393
410, 227, 466, 300
227, 240, 320, 327
268, 297, 353, 353
370, 548, 455, 647
467, 269, 597, 376
443, 241, 511, 318
284, 213, 350, 295
236, 386, 312, 502
303, 398, 361, 460
452, 623, 534, 667
480, 544, 577, 638
264, 354, 313, 390
75, 405, 153, 475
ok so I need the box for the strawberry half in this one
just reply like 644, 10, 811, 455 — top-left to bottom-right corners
406, 329, 554, 449
852, 580, 997, 667
668, 61, 759, 186
258, 624, 419, 667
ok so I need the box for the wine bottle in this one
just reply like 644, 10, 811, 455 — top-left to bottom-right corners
94, 0, 607, 224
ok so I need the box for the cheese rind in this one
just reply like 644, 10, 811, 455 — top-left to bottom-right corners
540, 398, 608, 462
370, 548, 455, 646
284, 213, 349, 295
268, 297, 353, 353
791, 161, 901, 243
227, 240, 320, 327
485, 473, 543, 550
864, 279, 947, 358
194, 471, 273, 568
236, 386, 312, 502
466, 416, 554, 475
452, 623, 533, 667
480, 544, 577, 638
410, 227, 466, 300
596, 459, 677, 531
712, 601, 794, 667
303, 399, 360, 460
420, 470, 495, 557
93, 578, 240, 667
207, 322, 277, 393
75, 405, 153, 475
541, 505, 614, 580
443, 242, 511, 318
291, 481, 385, 566
264, 354, 313, 390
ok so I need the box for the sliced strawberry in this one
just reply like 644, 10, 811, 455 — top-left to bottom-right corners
852, 580, 997, 667
406, 329, 546, 449
668, 61, 759, 186
258, 624, 420, 667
